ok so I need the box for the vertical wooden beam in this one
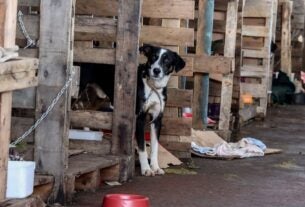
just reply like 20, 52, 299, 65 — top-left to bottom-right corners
219, 0, 239, 134
193, 0, 214, 130
111, 0, 142, 182
281, 1, 292, 77
0, 0, 17, 201
35, 0, 74, 203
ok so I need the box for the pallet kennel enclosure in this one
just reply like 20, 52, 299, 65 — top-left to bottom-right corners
2, 0, 241, 205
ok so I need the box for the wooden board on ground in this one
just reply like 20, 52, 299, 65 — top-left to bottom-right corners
147, 143, 182, 169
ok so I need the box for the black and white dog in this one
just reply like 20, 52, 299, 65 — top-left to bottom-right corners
77, 44, 185, 176
136, 45, 185, 176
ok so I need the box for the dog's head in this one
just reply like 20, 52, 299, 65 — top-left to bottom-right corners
140, 44, 185, 85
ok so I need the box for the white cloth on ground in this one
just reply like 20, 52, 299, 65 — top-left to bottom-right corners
191, 137, 266, 158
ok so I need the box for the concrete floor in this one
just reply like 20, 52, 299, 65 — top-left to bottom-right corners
69, 106, 305, 207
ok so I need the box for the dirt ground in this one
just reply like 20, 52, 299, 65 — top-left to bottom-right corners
69, 105, 305, 207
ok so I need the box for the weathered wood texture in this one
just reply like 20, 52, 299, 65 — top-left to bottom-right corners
280, 1, 292, 76
0, 58, 38, 93
219, 0, 239, 133
240, 0, 274, 116
34, 0, 74, 203
111, 0, 142, 182
0, 0, 17, 201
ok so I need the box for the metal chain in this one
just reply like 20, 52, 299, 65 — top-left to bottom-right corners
17, 10, 36, 48
10, 69, 75, 147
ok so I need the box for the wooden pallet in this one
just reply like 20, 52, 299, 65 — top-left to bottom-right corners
64, 153, 120, 202
240, 0, 276, 116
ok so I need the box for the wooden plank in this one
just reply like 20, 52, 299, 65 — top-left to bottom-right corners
66, 154, 119, 177
70, 111, 112, 130
219, 0, 238, 133
74, 16, 117, 42
161, 118, 192, 136
242, 25, 269, 37
240, 83, 267, 98
74, 47, 115, 64
242, 49, 270, 58
0, 57, 38, 75
76, 0, 195, 19
0, 92, 12, 201
18, 48, 39, 58
193, 55, 232, 74
166, 88, 192, 108
241, 65, 266, 72
240, 70, 266, 77
0, 70, 38, 93
34, 0, 74, 203
75, 0, 118, 16
0, 0, 17, 201
142, 0, 195, 19
111, 0, 142, 182
281, 1, 292, 76
140, 26, 194, 47
243, 0, 273, 18
18, 0, 40, 7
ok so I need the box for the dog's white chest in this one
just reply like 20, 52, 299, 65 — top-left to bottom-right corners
143, 80, 164, 118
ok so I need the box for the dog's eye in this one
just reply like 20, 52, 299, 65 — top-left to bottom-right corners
152, 55, 158, 61
163, 58, 169, 63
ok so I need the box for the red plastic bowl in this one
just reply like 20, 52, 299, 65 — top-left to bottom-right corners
102, 194, 150, 207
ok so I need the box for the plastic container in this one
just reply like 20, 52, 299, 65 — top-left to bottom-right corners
69, 129, 103, 141
102, 194, 150, 207
6, 161, 36, 198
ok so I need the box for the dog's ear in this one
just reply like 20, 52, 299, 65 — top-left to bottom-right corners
173, 52, 186, 73
139, 44, 153, 57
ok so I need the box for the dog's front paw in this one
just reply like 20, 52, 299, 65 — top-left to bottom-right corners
141, 168, 155, 177
152, 167, 165, 175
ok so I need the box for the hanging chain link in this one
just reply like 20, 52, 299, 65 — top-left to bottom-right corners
17, 10, 36, 48
10, 69, 75, 147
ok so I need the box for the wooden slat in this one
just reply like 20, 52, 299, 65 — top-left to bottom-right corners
16, 15, 39, 40
0, 0, 17, 201
67, 154, 119, 176
18, 48, 39, 58
141, 26, 194, 47
213, 20, 226, 33
242, 25, 269, 37
240, 70, 266, 77
243, 0, 273, 18
280, 1, 292, 76
219, 0, 238, 132
76, 0, 195, 19
111, 0, 142, 181
214, 0, 229, 11
0, 70, 38, 93
161, 118, 192, 136
34, 0, 74, 203
193, 55, 232, 74
70, 111, 112, 130
240, 83, 267, 98
241, 65, 266, 72
142, 0, 195, 19
74, 16, 117, 42
76, 0, 118, 16
167, 88, 192, 107
0, 57, 38, 75
74, 47, 115, 64
242, 49, 270, 58
18, 0, 40, 7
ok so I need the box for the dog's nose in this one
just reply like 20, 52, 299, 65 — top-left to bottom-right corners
153, 68, 161, 76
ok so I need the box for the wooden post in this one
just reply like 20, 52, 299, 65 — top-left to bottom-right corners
218, 0, 239, 134
111, 0, 142, 182
0, 0, 17, 201
34, 0, 74, 203
193, 0, 214, 130
281, 1, 292, 77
